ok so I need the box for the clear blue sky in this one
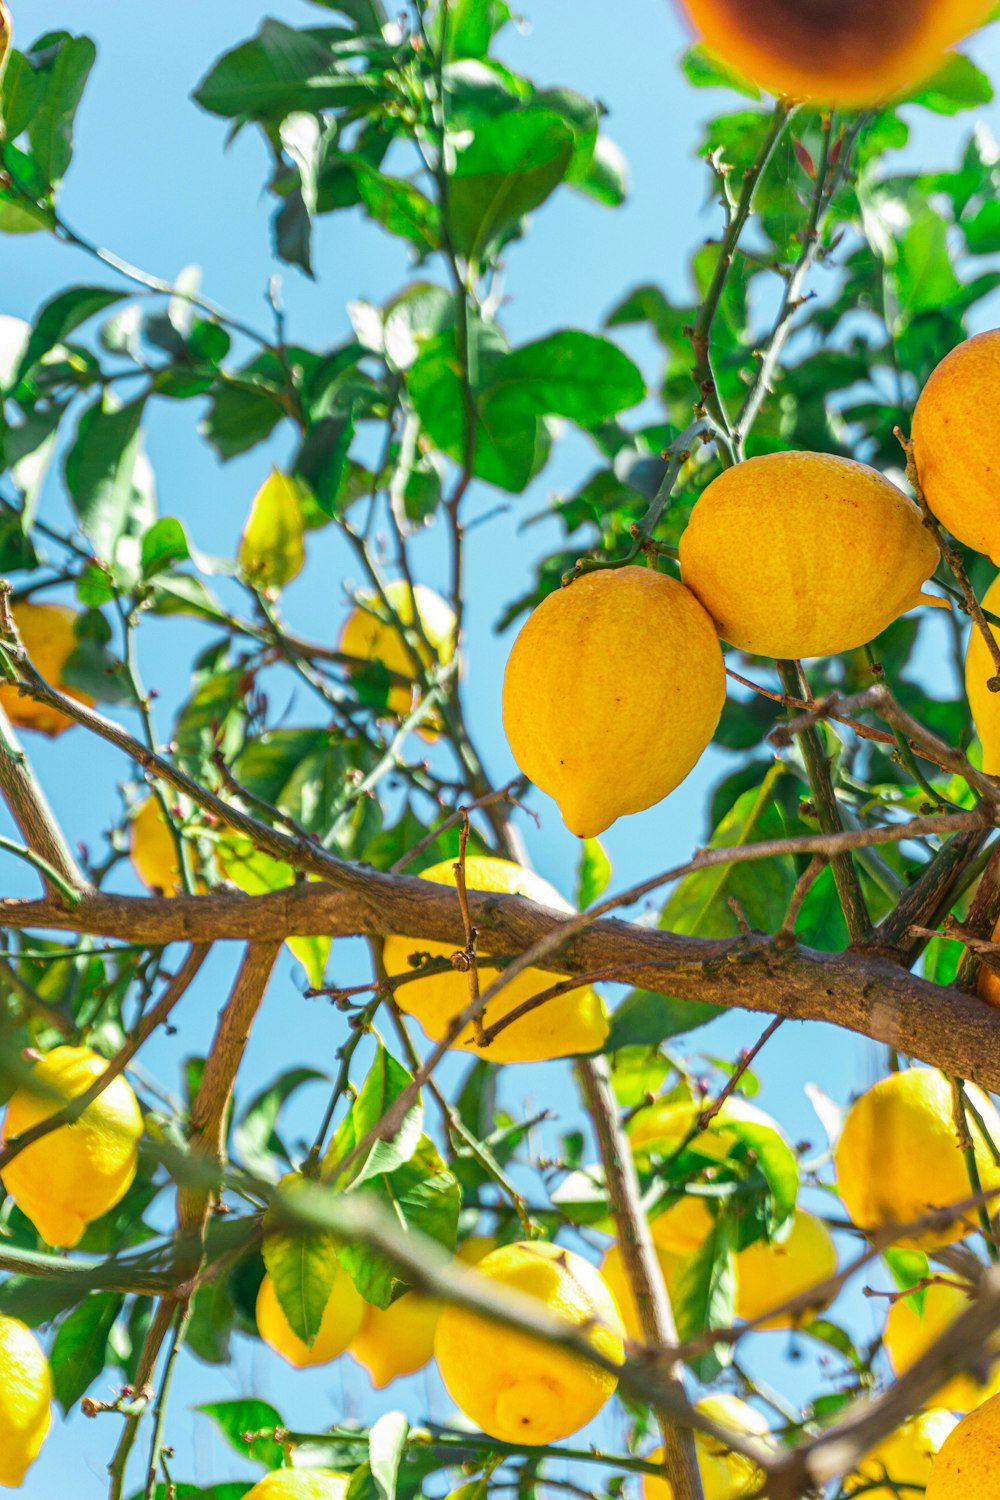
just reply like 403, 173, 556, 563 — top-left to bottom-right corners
4, 1, 1000, 1494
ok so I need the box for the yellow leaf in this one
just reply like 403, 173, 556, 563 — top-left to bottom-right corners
238, 469, 305, 591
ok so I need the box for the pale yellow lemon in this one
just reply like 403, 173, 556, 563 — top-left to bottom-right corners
642, 1394, 771, 1500
676, 0, 991, 106
339, 580, 456, 724
834, 1069, 1000, 1250
914, 330, 1000, 563
1, 1046, 143, 1248
599, 1238, 681, 1341
129, 796, 189, 896
0, 1313, 52, 1488
884, 1279, 1000, 1412
679, 452, 939, 659
502, 567, 725, 837
651, 1194, 715, 1255
735, 1210, 838, 1330
847, 1410, 958, 1499
434, 1240, 624, 1444
243, 1474, 350, 1500
384, 856, 608, 1063
255, 1268, 364, 1369
0, 602, 95, 736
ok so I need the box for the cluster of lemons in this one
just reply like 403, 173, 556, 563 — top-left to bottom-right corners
503, 329, 1000, 839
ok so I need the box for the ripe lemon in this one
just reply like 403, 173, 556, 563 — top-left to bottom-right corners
834, 1069, 1000, 1250
503, 567, 725, 837
964, 572, 1000, 779
1, 1045, 143, 1248
641, 1394, 771, 1500
884, 1279, 1000, 1412
0, 602, 95, 736
255, 1268, 364, 1369
0, 1313, 52, 1488
243, 1473, 350, 1500
676, 0, 990, 105
914, 330, 1000, 563
679, 453, 938, 660
651, 1194, 715, 1255
629, 1095, 783, 1165
384, 856, 608, 1063
599, 1238, 681, 1341
847, 1410, 958, 1499
434, 1240, 624, 1444
348, 1236, 495, 1387
129, 796, 190, 896
339, 580, 456, 729
926, 1390, 1000, 1497
735, 1210, 838, 1331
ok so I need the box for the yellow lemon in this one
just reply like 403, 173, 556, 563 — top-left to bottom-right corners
675, 0, 990, 106
339, 580, 456, 726
735, 1210, 838, 1331
243, 1473, 350, 1500
129, 796, 192, 896
629, 1095, 783, 1164
965, 572, 1000, 780
914, 330, 1000, 563
847, 1410, 958, 1498
0, 602, 95, 736
1, 1046, 143, 1248
599, 1238, 681, 1341
926, 1391, 1000, 1498
651, 1194, 716, 1255
384, 856, 608, 1063
255, 1269, 364, 1369
0, 1313, 52, 1488
642, 1394, 771, 1500
679, 452, 938, 661
503, 567, 725, 837
884, 1279, 1000, 1412
834, 1069, 1000, 1251
434, 1240, 624, 1444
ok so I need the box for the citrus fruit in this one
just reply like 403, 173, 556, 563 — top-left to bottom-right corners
964, 572, 1000, 780
884, 1278, 1000, 1412
255, 1268, 364, 1369
0, 602, 95, 736
600, 1238, 681, 1341
847, 1410, 958, 1499
502, 567, 725, 837
628, 1095, 784, 1166
434, 1240, 624, 1444
679, 452, 939, 660
834, 1068, 1000, 1250
348, 1236, 495, 1387
926, 1390, 1000, 1497
651, 1194, 715, 1255
384, 856, 608, 1063
675, 1, 990, 106
339, 580, 456, 730
129, 796, 189, 897
1, 1045, 143, 1248
914, 330, 1000, 563
641, 1394, 771, 1500
243, 1473, 350, 1500
735, 1210, 838, 1330
0, 1312, 52, 1488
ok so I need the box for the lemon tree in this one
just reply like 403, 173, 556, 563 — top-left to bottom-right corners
4, 2, 1000, 1499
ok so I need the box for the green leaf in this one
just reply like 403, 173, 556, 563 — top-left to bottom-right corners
681, 44, 761, 99
26, 33, 96, 186
234, 1067, 326, 1180
324, 1047, 423, 1188
442, 0, 512, 59
263, 1204, 343, 1348
576, 837, 612, 908
197, 1398, 285, 1470
884, 1248, 930, 1314
186, 1276, 236, 1366
370, 1410, 409, 1500
63, 398, 147, 563
239, 469, 306, 591
194, 20, 375, 121
350, 159, 440, 251
445, 107, 575, 260
491, 331, 645, 424
50, 1292, 123, 1412
15, 285, 125, 386
903, 52, 994, 116
670, 1221, 736, 1381
1, 50, 47, 140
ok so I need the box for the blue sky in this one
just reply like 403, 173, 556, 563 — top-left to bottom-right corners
4, 1, 1000, 1495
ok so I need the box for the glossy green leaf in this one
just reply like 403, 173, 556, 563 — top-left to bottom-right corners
194, 20, 375, 121
671, 1221, 736, 1381
63, 398, 146, 563
26, 32, 96, 186
15, 285, 125, 387
234, 1067, 326, 1181
50, 1292, 123, 1412
576, 837, 612, 908
197, 1398, 285, 1469
445, 107, 575, 260
324, 1047, 423, 1188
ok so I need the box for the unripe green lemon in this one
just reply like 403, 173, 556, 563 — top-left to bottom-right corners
1, 1046, 143, 1248
680, 452, 938, 660
503, 567, 725, 837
